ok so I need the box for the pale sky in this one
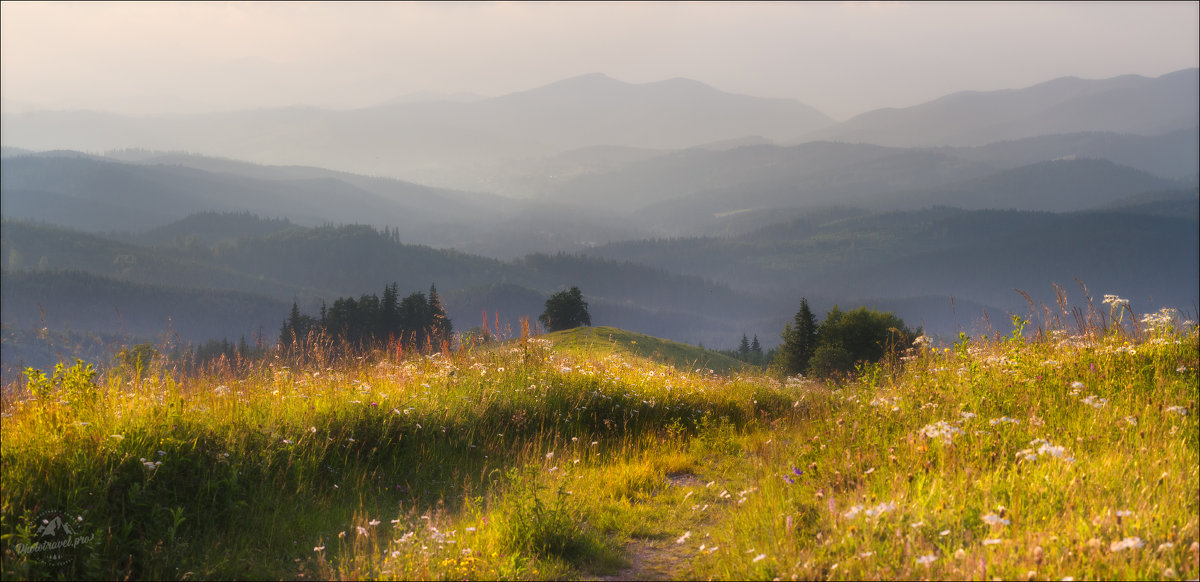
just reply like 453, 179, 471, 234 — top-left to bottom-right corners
2, 1, 1197, 121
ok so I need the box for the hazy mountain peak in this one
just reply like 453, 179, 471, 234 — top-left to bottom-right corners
806, 68, 1198, 147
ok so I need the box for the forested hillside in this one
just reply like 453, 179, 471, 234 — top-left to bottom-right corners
2, 69, 1197, 379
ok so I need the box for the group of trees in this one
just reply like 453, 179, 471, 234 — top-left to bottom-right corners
721, 333, 769, 366
776, 298, 918, 378
538, 286, 591, 332
280, 283, 452, 350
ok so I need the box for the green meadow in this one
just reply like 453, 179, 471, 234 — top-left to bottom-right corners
2, 312, 1196, 580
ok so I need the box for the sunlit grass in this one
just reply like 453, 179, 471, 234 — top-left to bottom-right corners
2, 309, 1196, 580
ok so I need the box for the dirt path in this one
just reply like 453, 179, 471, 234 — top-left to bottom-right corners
588, 471, 722, 581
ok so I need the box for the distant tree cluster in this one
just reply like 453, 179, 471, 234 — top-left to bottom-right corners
777, 298, 918, 378
280, 283, 452, 351
720, 333, 767, 366
539, 286, 591, 332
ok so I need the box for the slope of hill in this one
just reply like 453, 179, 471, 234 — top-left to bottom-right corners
882, 158, 1187, 212
543, 141, 997, 222
1, 219, 785, 350
0, 269, 290, 344
543, 326, 750, 373
586, 207, 1200, 313
805, 68, 1198, 147
0, 153, 516, 236
941, 126, 1200, 181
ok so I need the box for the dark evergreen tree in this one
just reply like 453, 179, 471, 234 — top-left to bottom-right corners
778, 297, 819, 375
279, 301, 318, 347
738, 334, 751, 359
428, 284, 452, 346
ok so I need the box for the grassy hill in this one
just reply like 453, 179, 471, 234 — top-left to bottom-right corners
543, 326, 750, 374
2, 315, 1195, 580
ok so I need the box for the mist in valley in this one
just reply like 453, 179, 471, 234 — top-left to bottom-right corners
2, 2, 1198, 376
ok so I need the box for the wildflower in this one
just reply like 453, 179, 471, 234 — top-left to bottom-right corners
1165, 405, 1188, 416
782, 475, 795, 485
918, 421, 962, 443
916, 554, 937, 565
369, 519, 381, 527
156, 450, 166, 456
793, 467, 803, 476
982, 513, 1011, 526
989, 417, 1020, 426
983, 538, 1004, 546
940, 530, 950, 536
1110, 537, 1144, 551
752, 553, 766, 563
314, 545, 325, 552
357, 526, 368, 536
676, 531, 691, 544
864, 501, 896, 517
1102, 294, 1129, 308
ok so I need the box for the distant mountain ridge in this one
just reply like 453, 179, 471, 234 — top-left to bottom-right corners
0, 73, 833, 188
805, 68, 1198, 147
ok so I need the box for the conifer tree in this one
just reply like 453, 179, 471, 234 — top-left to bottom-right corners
779, 297, 819, 375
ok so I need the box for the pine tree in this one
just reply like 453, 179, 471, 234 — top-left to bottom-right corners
428, 283, 452, 346
779, 297, 819, 375
738, 334, 751, 360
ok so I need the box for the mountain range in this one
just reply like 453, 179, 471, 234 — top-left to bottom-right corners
2, 68, 1197, 376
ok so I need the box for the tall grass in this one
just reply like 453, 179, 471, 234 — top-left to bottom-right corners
2, 294, 1196, 580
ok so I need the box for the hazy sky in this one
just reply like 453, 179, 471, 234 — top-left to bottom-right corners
2, 1, 1197, 120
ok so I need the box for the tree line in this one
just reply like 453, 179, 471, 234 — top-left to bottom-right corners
775, 298, 918, 378
279, 283, 452, 351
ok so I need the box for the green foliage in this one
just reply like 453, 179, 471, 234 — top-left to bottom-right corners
23, 358, 99, 402
114, 343, 159, 378
807, 342, 853, 379
778, 301, 917, 378
498, 471, 606, 564
539, 286, 591, 332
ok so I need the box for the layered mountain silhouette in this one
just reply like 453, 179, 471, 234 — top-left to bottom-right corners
2, 69, 1197, 374
804, 69, 1198, 147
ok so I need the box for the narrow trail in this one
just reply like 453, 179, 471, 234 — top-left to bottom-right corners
588, 471, 727, 581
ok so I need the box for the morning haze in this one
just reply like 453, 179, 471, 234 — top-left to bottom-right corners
1, 2, 1196, 118
1, 1, 1197, 372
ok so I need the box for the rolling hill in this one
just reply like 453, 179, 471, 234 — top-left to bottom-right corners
803, 68, 1198, 147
